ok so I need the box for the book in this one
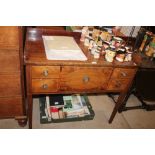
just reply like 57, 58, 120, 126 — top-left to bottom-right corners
43, 95, 91, 120
46, 96, 52, 121
50, 107, 59, 119
63, 96, 73, 109
50, 95, 64, 108
63, 94, 89, 118
80, 96, 90, 115
42, 36, 87, 61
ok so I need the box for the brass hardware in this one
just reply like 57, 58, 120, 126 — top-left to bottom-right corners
42, 84, 48, 89
43, 70, 48, 77
121, 72, 127, 77
83, 76, 90, 83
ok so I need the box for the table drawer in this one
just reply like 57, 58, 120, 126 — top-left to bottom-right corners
61, 66, 112, 91
0, 74, 21, 97
31, 66, 60, 78
0, 97, 23, 117
32, 79, 59, 93
111, 68, 136, 79
107, 79, 131, 91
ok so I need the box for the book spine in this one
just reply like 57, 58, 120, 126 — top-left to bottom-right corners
77, 95, 84, 107
46, 96, 52, 121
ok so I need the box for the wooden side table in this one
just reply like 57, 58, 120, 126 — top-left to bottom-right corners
24, 28, 138, 128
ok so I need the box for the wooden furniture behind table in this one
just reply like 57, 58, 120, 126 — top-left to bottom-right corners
119, 52, 155, 111
0, 26, 27, 126
24, 28, 138, 129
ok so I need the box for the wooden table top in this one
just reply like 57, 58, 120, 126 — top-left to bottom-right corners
24, 28, 138, 68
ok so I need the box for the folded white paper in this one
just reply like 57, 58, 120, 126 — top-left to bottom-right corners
42, 36, 87, 61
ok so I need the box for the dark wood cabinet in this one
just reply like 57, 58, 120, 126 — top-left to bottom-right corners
0, 26, 27, 126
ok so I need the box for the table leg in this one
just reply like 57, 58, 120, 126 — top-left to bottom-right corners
27, 94, 33, 129
109, 92, 126, 123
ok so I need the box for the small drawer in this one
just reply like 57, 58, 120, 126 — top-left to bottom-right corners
31, 66, 60, 78
111, 68, 136, 79
107, 79, 131, 91
32, 79, 59, 93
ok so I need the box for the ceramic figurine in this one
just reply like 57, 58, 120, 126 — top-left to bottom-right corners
80, 26, 89, 42
88, 39, 94, 50
92, 28, 100, 41
112, 37, 123, 48
124, 51, 132, 61
97, 36, 103, 47
124, 47, 132, 61
101, 41, 110, 56
94, 50, 100, 59
105, 49, 116, 62
91, 42, 97, 55
116, 48, 126, 62
84, 35, 90, 46
145, 37, 155, 57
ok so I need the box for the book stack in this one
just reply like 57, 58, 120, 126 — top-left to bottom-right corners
40, 94, 93, 122
63, 95, 90, 118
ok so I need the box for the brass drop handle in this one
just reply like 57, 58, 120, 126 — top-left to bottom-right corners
121, 72, 127, 77
42, 84, 48, 89
43, 70, 48, 77
83, 76, 90, 83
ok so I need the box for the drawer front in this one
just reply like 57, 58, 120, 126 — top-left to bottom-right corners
107, 79, 131, 91
0, 74, 21, 97
111, 68, 136, 79
0, 50, 20, 72
0, 97, 23, 117
31, 66, 60, 78
0, 27, 19, 50
61, 66, 113, 91
32, 79, 59, 93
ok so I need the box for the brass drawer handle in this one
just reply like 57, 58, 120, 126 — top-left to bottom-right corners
83, 76, 90, 83
42, 84, 48, 89
120, 72, 127, 77
43, 70, 48, 77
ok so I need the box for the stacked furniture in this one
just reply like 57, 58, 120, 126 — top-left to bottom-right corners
0, 26, 26, 126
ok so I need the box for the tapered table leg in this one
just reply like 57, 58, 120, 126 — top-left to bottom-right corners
109, 92, 126, 123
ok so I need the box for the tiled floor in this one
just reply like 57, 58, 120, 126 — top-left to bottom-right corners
0, 94, 155, 129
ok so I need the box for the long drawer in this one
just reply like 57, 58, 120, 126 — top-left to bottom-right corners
61, 66, 113, 91
0, 74, 21, 97
0, 97, 23, 117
